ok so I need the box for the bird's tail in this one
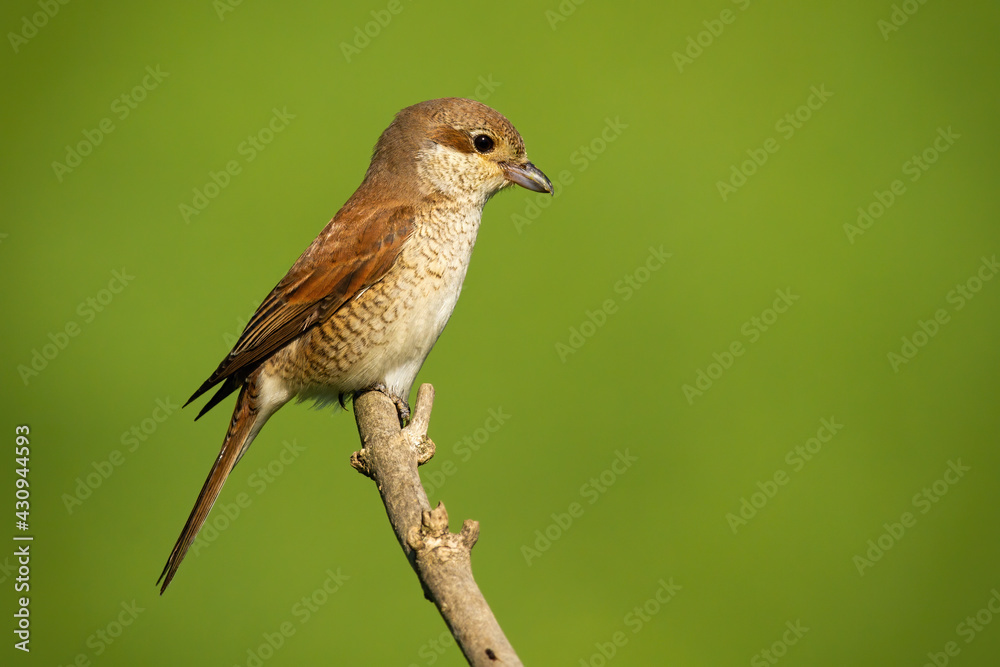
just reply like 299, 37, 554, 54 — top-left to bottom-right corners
158, 378, 269, 594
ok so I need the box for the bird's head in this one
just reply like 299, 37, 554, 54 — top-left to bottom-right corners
364, 98, 552, 206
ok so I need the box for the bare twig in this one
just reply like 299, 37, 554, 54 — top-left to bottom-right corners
351, 383, 522, 666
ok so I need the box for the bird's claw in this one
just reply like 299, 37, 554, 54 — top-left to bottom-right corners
368, 383, 410, 426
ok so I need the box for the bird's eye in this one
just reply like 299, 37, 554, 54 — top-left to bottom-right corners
473, 134, 495, 154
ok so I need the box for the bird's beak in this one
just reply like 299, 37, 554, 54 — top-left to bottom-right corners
503, 161, 553, 194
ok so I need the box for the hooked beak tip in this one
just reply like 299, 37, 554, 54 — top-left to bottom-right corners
503, 161, 553, 194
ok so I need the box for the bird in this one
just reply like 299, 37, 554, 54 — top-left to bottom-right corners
157, 98, 552, 593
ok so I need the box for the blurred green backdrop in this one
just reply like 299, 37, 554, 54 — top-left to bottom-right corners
2, 1, 999, 665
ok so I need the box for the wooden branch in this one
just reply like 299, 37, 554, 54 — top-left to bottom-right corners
351, 383, 523, 667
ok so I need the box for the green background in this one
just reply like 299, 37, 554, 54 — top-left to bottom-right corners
2, 1, 999, 665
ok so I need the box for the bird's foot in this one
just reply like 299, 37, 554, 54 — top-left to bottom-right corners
367, 383, 411, 426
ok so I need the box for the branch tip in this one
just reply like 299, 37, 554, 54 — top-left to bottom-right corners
407, 383, 435, 435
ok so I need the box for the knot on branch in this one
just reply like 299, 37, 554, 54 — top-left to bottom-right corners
349, 449, 372, 477
407, 502, 481, 555
415, 436, 436, 465
351, 384, 436, 478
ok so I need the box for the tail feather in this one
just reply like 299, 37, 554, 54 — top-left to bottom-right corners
158, 380, 263, 594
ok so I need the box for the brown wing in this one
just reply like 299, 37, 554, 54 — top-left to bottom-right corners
186, 204, 415, 418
